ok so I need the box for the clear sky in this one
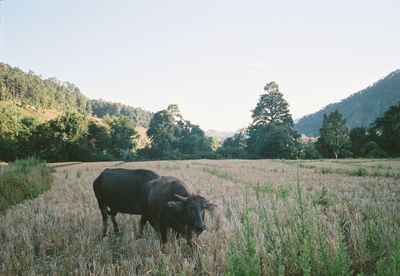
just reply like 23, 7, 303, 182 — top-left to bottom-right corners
1, 0, 399, 132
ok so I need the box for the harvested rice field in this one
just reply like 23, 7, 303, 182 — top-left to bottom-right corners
1, 159, 399, 275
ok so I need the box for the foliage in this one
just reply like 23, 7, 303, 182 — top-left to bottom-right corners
217, 129, 250, 158
0, 63, 152, 129
0, 157, 53, 212
251, 82, 294, 127
143, 105, 213, 159
301, 141, 322, 159
247, 123, 300, 159
90, 99, 152, 128
349, 127, 369, 157
295, 69, 400, 136
372, 102, 400, 157
146, 109, 176, 158
0, 108, 139, 162
2, 62, 400, 161
104, 115, 137, 160
224, 81, 301, 159
317, 110, 351, 159
0, 63, 91, 113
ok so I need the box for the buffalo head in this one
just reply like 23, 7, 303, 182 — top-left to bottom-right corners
168, 194, 215, 235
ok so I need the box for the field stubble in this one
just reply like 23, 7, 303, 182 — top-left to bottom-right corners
1, 159, 399, 275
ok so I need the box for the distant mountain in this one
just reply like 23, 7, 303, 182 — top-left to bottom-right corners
295, 69, 400, 136
0, 63, 153, 127
205, 129, 235, 142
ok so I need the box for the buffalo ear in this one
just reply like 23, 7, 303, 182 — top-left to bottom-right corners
168, 201, 184, 211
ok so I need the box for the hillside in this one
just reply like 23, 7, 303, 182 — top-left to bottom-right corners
205, 129, 235, 142
0, 63, 152, 127
295, 69, 400, 136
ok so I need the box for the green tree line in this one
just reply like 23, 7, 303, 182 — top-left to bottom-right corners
0, 106, 137, 162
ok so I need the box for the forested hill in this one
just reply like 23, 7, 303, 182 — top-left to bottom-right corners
295, 69, 400, 137
0, 63, 152, 127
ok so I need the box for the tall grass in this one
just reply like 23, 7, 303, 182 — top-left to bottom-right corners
0, 157, 53, 212
226, 164, 398, 275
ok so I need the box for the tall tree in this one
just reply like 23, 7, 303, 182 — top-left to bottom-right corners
251, 82, 294, 127
247, 82, 300, 159
317, 110, 350, 159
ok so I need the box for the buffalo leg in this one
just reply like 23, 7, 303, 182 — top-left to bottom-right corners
186, 230, 194, 249
99, 203, 108, 237
110, 210, 119, 234
139, 216, 147, 238
160, 226, 168, 246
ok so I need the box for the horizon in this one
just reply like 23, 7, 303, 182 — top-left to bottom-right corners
1, 1, 399, 132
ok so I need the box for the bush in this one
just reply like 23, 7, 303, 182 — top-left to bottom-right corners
0, 157, 54, 212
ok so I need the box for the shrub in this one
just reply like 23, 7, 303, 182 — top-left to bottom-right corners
0, 157, 53, 212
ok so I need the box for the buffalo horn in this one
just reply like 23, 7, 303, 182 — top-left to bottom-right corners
174, 194, 188, 202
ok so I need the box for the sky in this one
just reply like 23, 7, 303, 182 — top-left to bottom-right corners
1, 0, 399, 132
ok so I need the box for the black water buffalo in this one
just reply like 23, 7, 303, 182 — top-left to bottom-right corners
93, 168, 160, 236
93, 168, 215, 247
146, 176, 215, 247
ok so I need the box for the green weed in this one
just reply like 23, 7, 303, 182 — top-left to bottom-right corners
202, 166, 235, 181
0, 157, 53, 212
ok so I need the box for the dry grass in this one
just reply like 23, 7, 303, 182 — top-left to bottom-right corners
1, 159, 399, 275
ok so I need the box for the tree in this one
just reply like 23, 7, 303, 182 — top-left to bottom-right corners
301, 141, 322, 159
251, 82, 294, 127
247, 82, 300, 159
104, 115, 137, 160
167, 104, 183, 122
174, 120, 213, 155
218, 129, 248, 158
48, 112, 89, 161
247, 123, 300, 159
86, 121, 113, 161
372, 102, 400, 156
0, 106, 27, 161
143, 105, 214, 159
317, 110, 350, 159
146, 110, 176, 158
349, 127, 369, 157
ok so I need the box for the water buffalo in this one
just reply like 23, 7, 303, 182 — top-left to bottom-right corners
93, 168, 215, 247
146, 176, 215, 247
93, 168, 160, 236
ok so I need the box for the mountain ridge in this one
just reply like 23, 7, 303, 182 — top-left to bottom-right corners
294, 69, 400, 136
